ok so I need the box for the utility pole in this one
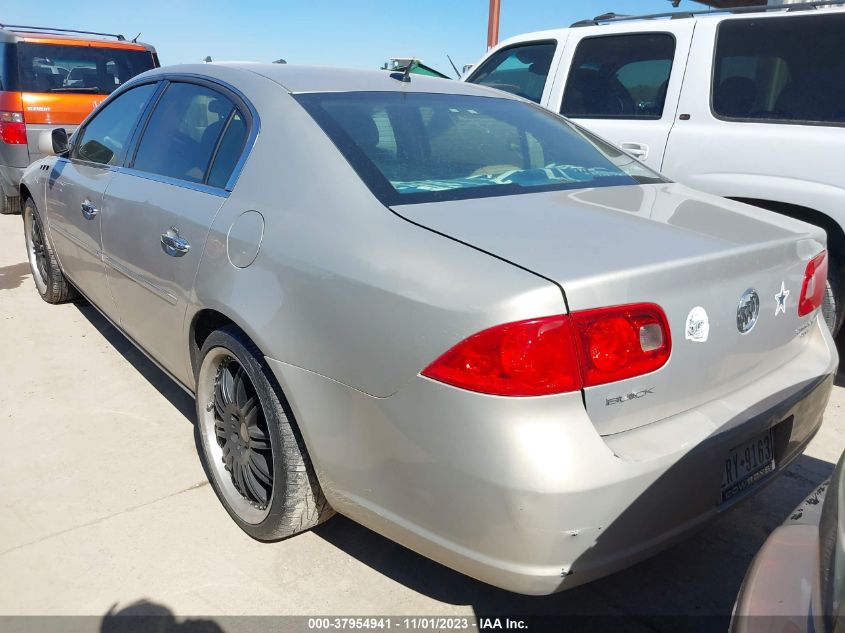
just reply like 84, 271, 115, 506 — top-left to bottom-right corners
487, 0, 501, 49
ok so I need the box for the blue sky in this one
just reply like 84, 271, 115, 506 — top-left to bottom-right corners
5, 1, 689, 73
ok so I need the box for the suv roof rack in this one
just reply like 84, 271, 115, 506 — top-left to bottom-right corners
0, 23, 126, 41
570, 0, 844, 27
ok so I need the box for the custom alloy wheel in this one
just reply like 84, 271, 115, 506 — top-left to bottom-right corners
195, 326, 334, 539
198, 347, 274, 524
24, 204, 48, 296
22, 198, 77, 304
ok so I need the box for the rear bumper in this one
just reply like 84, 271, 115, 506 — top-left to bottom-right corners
0, 164, 25, 199
268, 316, 837, 595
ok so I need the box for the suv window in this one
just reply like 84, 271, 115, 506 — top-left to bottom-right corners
561, 34, 676, 119
73, 82, 157, 166
466, 41, 556, 103
17, 43, 155, 95
713, 14, 845, 124
132, 82, 234, 185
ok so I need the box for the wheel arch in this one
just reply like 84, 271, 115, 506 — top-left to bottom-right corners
19, 183, 32, 210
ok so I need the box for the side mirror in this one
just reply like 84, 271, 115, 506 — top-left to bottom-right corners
38, 128, 69, 156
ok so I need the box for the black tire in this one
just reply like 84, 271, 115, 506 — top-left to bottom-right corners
194, 325, 333, 541
22, 197, 78, 304
823, 259, 843, 338
0, 194, 20, 215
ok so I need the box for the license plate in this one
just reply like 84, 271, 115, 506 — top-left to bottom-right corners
721, 429, 775, 503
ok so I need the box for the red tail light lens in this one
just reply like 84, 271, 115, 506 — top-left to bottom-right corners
571, 303, 671, 387
421, 315, 581, 396
0, 111, 26, 145
422, 303, 671, 396
798, 250, 828, 317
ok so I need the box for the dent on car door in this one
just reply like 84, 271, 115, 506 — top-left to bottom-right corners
556, 26, 694, 171
45, 81, 158, 316
100, 80, 251, 385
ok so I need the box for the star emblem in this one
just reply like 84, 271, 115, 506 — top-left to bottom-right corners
775, 281, 789, 316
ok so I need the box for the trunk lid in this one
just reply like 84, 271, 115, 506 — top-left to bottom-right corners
393, 183, 826, 435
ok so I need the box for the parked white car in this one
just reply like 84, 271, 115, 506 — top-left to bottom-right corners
464, 1, 845, 335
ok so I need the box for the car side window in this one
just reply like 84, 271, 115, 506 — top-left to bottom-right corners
713, 14, 845, 124
73, 83, 157, 166
466, 41, 556, 104
206, 109, 248, 189
561, 34, 676, 120
132, 82, 235, 184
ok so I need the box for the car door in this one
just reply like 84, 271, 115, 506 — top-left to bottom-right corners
45, 81, 158, 315
553, 22, 694, 171
101, 79, 251, 384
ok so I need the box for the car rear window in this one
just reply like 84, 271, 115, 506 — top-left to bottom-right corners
16, 42, 155, 95
296, 91, 664, 206
713, 14, 845, 124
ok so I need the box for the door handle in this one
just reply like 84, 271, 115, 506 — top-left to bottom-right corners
160, 227, 191, 257
81, 199, 98, 220
620, 142, 649, 160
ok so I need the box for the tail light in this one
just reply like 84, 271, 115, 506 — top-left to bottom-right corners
0, 111, 26, 145
798, 250, 828, 317
421, 303, 671, 396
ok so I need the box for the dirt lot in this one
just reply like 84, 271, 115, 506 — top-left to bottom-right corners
1, 211, 844, 632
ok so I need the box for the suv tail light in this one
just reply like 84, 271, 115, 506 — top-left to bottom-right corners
798, 250, 828, 317
421, 303, 671, 396
0, 111, 26, 145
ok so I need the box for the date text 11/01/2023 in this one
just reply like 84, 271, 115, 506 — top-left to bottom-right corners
306, 617, 528, 630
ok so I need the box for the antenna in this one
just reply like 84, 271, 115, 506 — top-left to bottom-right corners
390, 57, 416, 83
446, 54, 461, 78
131, 32, 140, 43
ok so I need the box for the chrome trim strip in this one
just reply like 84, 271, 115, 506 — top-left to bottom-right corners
101, 253, 178, 305
113, 167, 229, 197
49, 222, 101, 258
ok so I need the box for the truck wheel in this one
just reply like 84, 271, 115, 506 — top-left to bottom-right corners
1, 194, 20, 215
22, 198, 78, 303
194, 325, 334, 540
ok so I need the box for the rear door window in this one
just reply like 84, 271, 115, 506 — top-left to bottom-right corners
17, 43, 156, 95
132, 82, 234, 185
713, 14, 845, 124
561, 34, 676, 119
206, 110, 248, 189
73, 82, 157, 165
466, 41, 556, 103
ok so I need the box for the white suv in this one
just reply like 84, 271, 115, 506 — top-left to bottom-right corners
464, 2, 845, 334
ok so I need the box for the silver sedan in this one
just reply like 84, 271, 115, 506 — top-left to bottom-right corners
19, 63, 838, 595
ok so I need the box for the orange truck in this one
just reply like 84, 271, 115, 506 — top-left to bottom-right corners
0, 24, 158, 214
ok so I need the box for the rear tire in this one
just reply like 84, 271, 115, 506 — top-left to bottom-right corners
22, 197, 78, 304
1, 194, 20, 215
194, 326, 334, 540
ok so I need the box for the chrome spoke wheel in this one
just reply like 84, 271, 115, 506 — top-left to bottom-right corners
197, 347, 274, 524
24, 205, 48, 295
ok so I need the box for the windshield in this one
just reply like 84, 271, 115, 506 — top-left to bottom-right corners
296, 91, 664, 205
17, 43, 155, 95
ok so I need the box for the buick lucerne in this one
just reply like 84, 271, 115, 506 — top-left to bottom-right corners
19, 63, 837, 594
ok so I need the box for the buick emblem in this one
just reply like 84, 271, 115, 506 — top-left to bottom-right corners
737, 289, 760, 334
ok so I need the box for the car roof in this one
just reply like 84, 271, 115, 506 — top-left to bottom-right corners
0, 26, 154, 51
145, 62, 519, 99
488, 3, 845, 50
